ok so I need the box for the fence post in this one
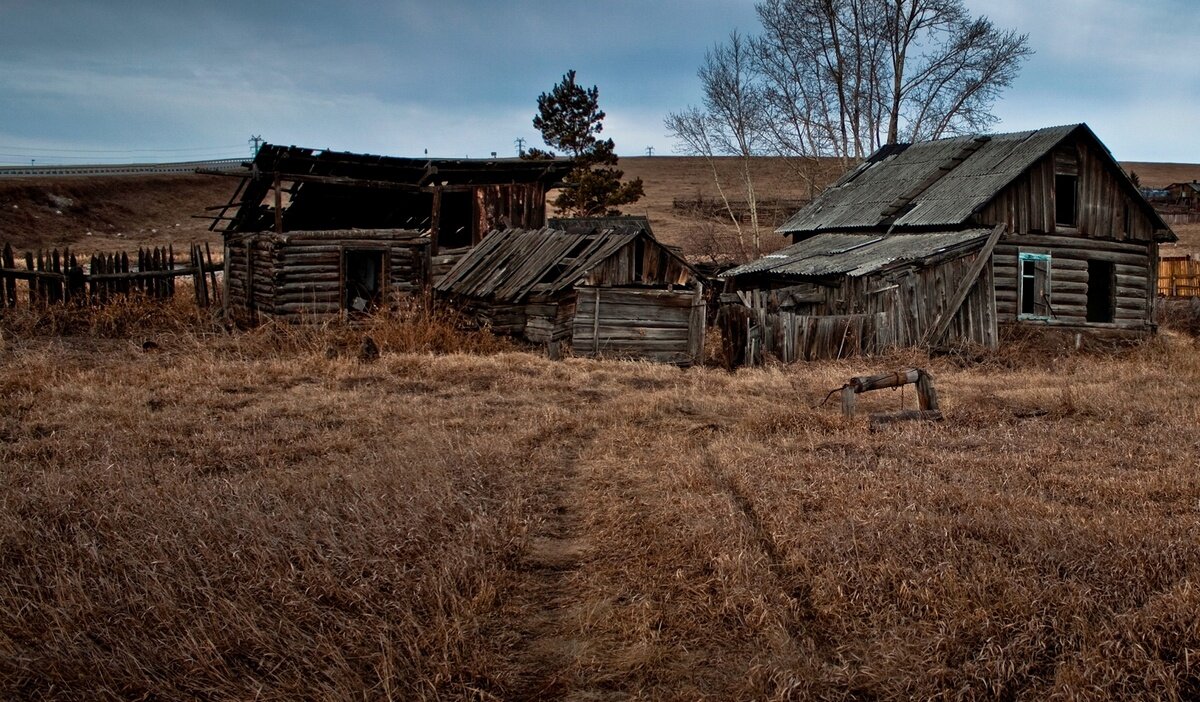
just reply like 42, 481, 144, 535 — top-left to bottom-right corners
168, 245, 175, 297
3, 243, 14, 307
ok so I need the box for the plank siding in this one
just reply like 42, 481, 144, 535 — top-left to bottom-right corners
573, 287, 704, 365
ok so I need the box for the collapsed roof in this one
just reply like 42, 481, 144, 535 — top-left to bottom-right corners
435, 224, 696, 304
209, 144, 573, 234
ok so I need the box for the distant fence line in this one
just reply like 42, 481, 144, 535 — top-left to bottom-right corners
0, 159, 247, 178
0, 242, 220, 309
1159, 212, 1200, 225
672, 196, 809, 225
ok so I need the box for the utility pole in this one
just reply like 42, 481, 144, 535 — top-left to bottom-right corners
249, 135, 264, 157
645, 146, 655, 156
514, 137, 526, 156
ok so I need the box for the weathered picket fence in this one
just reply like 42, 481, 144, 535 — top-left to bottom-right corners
0, 242, 220, 308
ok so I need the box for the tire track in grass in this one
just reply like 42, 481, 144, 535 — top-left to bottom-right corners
698, 440, 830, 685
497, 424, 600, 700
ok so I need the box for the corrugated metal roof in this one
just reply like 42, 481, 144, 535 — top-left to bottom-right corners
778, 125, 1081, 233
722, 229, 991, 280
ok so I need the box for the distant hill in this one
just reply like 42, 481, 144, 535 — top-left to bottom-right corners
2, 157, 1198, 257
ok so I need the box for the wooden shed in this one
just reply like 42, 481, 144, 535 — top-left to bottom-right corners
723, 123, 1175, 364
435, 225, 706, 365
224, 229, 429, 323
1165, 181, 1200, 207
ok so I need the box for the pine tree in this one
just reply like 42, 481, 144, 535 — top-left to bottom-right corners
531, 70, 644, 217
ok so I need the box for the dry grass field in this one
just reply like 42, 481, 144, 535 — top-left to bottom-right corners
2, 295, 1200, 699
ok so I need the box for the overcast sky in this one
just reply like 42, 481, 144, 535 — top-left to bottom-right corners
0, 0, 1196, 164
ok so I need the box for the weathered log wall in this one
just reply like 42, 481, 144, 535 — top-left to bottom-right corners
224, 230, 429, 323
572, 286, 705, 366
525, 299, 575, 344
975, 134, 1162, 331
993, 234, 1152, 330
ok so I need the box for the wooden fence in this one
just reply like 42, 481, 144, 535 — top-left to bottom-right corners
0, 242, 220, 309
1158, 255, 1200, 298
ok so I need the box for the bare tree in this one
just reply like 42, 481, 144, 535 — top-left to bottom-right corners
665, 31, 767, 260
754, 0, 1032, 160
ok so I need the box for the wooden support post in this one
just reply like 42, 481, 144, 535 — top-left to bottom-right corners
916, 370, 939, 411
923, 223, 1006, 347
841, 386, 857, 417
430, 187, 442, 255
273, 172, 283, 234
591, 287, 601, 356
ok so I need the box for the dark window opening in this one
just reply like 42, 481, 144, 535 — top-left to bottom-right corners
284, 187, 432, 231
1122, 204, 1132, 236
343, 249, 386, 313
1086, 259, 1115, 323
1020, 259, 1037, 315
1055, 174, 1078, 227
438, 191, 474, 249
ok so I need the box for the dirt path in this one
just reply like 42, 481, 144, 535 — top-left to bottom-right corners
500, 429, 598, 700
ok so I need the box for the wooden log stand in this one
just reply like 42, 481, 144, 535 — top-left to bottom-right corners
838, 368, 942, 426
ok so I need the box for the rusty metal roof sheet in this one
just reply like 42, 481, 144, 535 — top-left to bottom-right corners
722, 229, 991, 280
778, 125, 1081, 233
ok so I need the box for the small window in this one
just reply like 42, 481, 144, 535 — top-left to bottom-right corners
439, 191, 475, 249
1055, 175, 1078, 227
1086, 260, 1115, 323
343, 249, 387, 313
1018, 252, 1052, 319
1122, 204, 1132, 237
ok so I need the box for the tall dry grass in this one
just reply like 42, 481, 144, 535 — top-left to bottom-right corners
1, 300, 1199, 699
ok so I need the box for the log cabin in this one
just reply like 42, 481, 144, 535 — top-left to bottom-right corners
721, 124, 1175, 364
435, 223, 706, 365
223, 229, 429, 324
209, 144, 573, 321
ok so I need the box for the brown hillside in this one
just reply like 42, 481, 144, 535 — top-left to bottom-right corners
0, 174, 230, 254
1, 156, 1197, 258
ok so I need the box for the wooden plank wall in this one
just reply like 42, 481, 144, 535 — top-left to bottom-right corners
224, 231, 428, 323
474, 183, 546, 238
979, 138, 1157, 243
579, 238, 695, 288
748, 310, 891, 363
848, 252, 997, 349
1159, 255, 1200, 297
734, 251, 997, 364
993, 234, 1151, 329
572, 287, 705, 365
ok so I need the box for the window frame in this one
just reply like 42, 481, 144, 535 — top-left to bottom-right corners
1017, 251, 1053, 321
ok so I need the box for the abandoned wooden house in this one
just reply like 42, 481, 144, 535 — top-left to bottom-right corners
223, 229, 429, 323
208, 144, 573, 320
721, 123, 1175, 363
1165, 181, 1200, 207
435, 224, 706, 364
